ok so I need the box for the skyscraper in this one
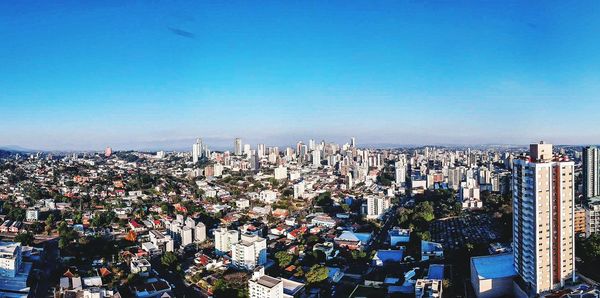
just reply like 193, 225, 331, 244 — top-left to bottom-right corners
583, 146, 600, 200
350, 137, 356, 148
192, 138, 203, 163
312, 149, 321, 167
234, 138, 243, 156
512, 142, 575, 295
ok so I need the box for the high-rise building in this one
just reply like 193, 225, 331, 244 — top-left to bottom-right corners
350, 137, 356, 148
512, 142, 575, 295
192, 138, 203, 163
250, 150, 260, 171
312, 150, 321, 167
104, 147, 112, 158
234, 138, 243, 156
214, 227, 240, 255
195, 222, 206, 243
583, 146, 600, 200
365, 195, 391, 219
231, 233, 267, 269
395, 161, 406, 185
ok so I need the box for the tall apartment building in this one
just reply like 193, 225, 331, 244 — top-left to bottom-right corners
365, 195, 391, 220
512, 142, 575, 295
192, 138, 203, 163
234, 138, 243, 156
583, 146, 600, 200
231, 233, 267, 270
395, 161, 406, 185
586, 196, 600, 236
214, 227, 240, 255
195, 222, 206, 243
459, 177, 482, 209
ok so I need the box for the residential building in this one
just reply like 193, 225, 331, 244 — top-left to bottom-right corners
586, 196, 600, 236
583, 146, 600, 200
365, 195, 390, 219
231, 234, 267, 269
195, 222, 206, 243
214, 227, 239, 255
459, 178, 482, 209
234, 138, 243, 156
0, 242, 21, 278
512, 142, 575, 294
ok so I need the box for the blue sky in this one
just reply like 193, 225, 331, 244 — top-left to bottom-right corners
1, 1, 600, 150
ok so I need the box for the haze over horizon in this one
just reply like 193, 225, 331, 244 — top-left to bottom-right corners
2, 1, 600, 150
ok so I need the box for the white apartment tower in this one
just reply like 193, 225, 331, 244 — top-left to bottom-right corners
312, 150, 321, 167
583, 146, 600, 200
214, 227, 240, 255
231, 233, 267, 269
195, 222, 206, 243
365, 195, 391, 219
192, 138, 203, 163
234, 138, 243, 156
512, 142, 575, 295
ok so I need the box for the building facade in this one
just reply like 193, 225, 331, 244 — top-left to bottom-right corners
512, 142, 575, 294
583, 146, 600, 200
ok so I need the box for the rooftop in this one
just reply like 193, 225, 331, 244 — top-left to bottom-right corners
257, 275, 281, 288
471, 253, 516, 279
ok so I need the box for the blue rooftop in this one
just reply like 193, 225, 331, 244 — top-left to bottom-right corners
471, 253, 516, 279
373, 249, 405, 263
427, 264, 444, 279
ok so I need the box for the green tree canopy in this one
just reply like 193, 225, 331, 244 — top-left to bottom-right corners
306, 264, 329, 284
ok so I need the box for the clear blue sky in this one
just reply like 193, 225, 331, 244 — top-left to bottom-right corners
1, 1, 600, 150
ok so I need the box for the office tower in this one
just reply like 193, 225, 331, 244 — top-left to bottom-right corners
192, 138, 203, 163
234, 138, 243, 156
104, 147, 112, 158
308, 139, 315, 151
350, 137, 356, 148
512, 142, 575, 295
583, 146, 600, 200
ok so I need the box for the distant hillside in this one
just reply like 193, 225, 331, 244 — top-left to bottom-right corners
0, 145, 36, 152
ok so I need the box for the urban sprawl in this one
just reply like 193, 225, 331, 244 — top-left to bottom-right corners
0, 138, 599, 298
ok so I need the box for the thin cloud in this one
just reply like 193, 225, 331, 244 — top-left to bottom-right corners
167, 27, 195, 39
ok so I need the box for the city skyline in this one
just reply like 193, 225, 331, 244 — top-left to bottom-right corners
3, 1, 600, 150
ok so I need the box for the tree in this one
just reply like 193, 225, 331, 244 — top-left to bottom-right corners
14, 232, 34, 246
161, 252, 178, 269
275, 251, 293, 269
315, 192, 333, 207
305, 264, 328, 284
